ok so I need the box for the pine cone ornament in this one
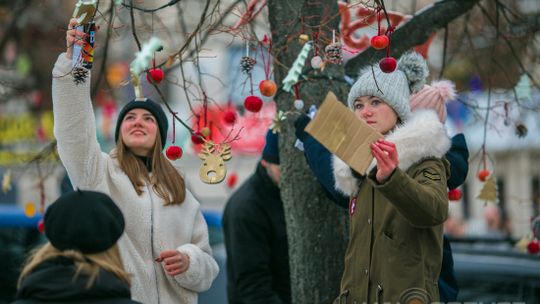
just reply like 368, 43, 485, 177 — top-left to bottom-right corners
240, 56, 257, 74
324, 43, 343, 65
515, 122, 528, 138
72, 67, 89, 85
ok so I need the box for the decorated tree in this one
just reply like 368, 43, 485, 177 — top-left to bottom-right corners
1, 0, 540, 302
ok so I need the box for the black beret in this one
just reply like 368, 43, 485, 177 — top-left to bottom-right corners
114, 98, 168, 150
44, 190, 125, 254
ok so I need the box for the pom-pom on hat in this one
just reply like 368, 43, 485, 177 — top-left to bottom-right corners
44, 190, 125, 254
262, 129, 279, 165
114, 98, 168, 149
410, 80, 456, 123
347, 52, 429, 122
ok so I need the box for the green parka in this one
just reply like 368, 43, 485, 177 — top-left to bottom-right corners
332, 110, 451, 304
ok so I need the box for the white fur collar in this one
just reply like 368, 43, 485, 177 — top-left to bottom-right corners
332, 110, 451, 196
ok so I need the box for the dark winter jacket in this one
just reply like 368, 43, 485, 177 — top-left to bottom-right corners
222, 163, 290, 304
13, 257, 140, 304
296, 114, 469, 302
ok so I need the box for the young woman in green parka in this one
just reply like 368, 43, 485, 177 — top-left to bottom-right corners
331, 52, 451, 304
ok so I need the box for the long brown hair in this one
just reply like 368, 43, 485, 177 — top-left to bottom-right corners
115, 132, 185, 205
18, 243, 130, 289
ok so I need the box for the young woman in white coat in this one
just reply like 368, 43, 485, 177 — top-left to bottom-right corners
51, 18, 219, 304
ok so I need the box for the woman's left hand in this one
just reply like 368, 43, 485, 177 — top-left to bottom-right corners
371, 139, 399, 183
156, 249, 190, 276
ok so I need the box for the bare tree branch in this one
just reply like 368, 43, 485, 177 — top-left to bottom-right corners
345, 0, 480, 76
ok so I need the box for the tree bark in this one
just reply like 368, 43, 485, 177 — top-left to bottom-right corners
267, 1, 349, 303
345, 0, 480, 76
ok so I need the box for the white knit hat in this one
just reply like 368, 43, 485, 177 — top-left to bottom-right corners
410, 80, 456, 123
347, 52, 429, 122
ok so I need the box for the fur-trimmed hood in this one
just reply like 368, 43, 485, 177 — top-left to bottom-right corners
332, 110, 451, 196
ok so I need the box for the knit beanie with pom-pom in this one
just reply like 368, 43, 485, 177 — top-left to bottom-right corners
347, 52, 429, 123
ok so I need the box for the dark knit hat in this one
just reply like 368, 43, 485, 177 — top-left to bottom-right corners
114, 98, 168, 149
44, 190, 125, 254
262, 129, 279, 165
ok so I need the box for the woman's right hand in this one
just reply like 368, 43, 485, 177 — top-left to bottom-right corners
66, 18, 85, 60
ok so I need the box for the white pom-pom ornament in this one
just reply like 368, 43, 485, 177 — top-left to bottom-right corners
311, 56, 323, 69
294, 99, 304, 110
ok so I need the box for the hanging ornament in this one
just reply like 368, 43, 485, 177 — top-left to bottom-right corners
477, 169, 490, 182
515, 122, 528, 138
294, 99, 304, 110
147, 68, 164, 84
244, 95, 263, 112
448, 188, 462, 201
282, 41, 312, 92
298, 34, 309, 45
371, 35, 389, 50
477, 175, 498, 202
191, 131, 205, 145
37, 218, 45, 233
379, 56, 397, 73
311, 56, 323, 69
223, 110, 237, 125
370, 7, 389, 50
166, 146, 182, 160
201, 127, 211, 137
226, 172, 238, 189
269, 111, 286, 134
2, 169, 12, 193
324, 30, 342, 65
240, 56, 256, 74
259, 80, 277, 97
527, 239, 540, 255
198, 142, 232, 184
166, 112, 183, 161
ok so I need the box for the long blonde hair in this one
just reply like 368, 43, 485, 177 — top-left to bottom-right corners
18, 243, 130, 289
115, 132, 186, 205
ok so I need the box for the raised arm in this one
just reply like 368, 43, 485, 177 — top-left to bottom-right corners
52, 18, 107, 189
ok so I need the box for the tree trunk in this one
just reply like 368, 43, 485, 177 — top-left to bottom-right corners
267, 1, 349, 303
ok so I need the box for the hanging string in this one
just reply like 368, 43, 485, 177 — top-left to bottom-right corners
171, 112, 177, 144
259, 36, 272, 80
385, 26, 395, 57
313, 31, 319, 56
332, 29, 336, 44
293, 84, 300, 100
203, 91, 208, 128
246, 40, 250, 57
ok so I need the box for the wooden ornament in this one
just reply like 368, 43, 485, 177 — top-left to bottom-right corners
477, 176, 498, 202
198, 142, 232, 184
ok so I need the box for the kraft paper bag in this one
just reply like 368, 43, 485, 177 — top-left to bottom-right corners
305, 92, 383, 175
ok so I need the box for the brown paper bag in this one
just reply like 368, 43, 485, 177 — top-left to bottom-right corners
305, 92, 383, 175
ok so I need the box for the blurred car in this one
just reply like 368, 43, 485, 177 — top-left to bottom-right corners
450, 237, 540, 303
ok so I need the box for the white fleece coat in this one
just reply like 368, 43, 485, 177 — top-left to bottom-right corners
332, 109, 452, 196
52, 53, 219, 304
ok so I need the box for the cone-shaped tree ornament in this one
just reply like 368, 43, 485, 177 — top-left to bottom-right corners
477, 175, 498, 203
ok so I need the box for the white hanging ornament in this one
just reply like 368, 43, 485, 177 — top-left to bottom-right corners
294, 99, 304, 110
311, 56, 323, 69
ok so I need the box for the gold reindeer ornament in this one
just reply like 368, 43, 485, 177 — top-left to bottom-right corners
198, 141, 232, 184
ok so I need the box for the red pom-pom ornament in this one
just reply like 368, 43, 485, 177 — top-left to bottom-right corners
146, 68, 164, 84
527, 239, 540, 255
259, 80, 277, 97
478, 169, 490, 182
244, 95, 263, 113
448, 188, 462, 201
379, 57, 397, 73
166, 145, 183, 160
223, 110, 237, 125
371, 35, 389, 50
191, 132, 205, 145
